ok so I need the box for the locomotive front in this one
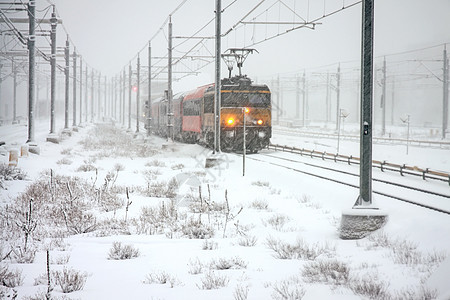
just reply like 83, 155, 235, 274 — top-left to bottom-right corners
220, 77, 271, 152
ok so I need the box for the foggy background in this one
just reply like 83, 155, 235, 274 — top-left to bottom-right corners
1, 0, 449, 133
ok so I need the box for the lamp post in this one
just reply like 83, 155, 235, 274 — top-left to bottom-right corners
337, 109, 349, 153
400, 114, 410, 155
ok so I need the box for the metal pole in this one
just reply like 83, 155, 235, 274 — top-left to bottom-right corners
90, 69, 94, 122
97, 72, 101, 121
35, 64, 39, 119
443, 46, 448, 139
136, 55, 140, 133
104, 76, 107, 119
214, 0, 222, 152
406, 114, 410, 155
337, 109, 343, 153
123, 69, 126, 126
72, 49, 77, 127
243, 108, 246, 176
276, 75, 280, 124
335, 63, 341, 131
111, 76, 117, 120
302, 71, 306, 127
147, 42, 152, 136
13, 57, 17, 123
85, 65, 88, 123
358, 0, 374, 206
295, 75, 300, 119
64, 36, 69, 130
27, 0, 36, 143
390, 76, 394, 126
79, 56, 82, 125
326, 71, 330, 123
167, 16, 173, 140
128, 64, 132, 130
0, 59, 2, 119
381, 56, 386, 136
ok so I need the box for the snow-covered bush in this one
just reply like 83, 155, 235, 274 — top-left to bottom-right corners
171, 163, 184, 170
202, 239, 218, 250
347, 274, 390, 300
50, 254, 70, 265
133, 201, 179, 235
107, 241, 140, 260
95, 218, 130, 237
197, 271, 229, 290
301, 259, 350, 285
266, 236, 335, 260
237, 235, 258, 247
145, 178, 178, 198
234, 283, 250, 300
10, 245, 36, 264
33, 272, 49, 286
365, 231, 447, 266
270, 277, 306, 300
0, 265, 24, 287
392, 286, 438, 300
52, 267, 88, 293
249, 198, 269, 210
146, 159, 166, 167
181, 216, 214, 239
79, 124, 158, 158
0, 286, 17, 299
209, 256, 248, 270
0, 163, 27, 189
56, 158, 72, 165
143, 271, 181, 288
251, 180, 270, 187
8, 173, 98, 238
263, 213, 290, 231
76, 162, 96, 172
187, 258, 203, 275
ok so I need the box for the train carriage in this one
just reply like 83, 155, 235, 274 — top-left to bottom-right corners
149, 75, 271, 152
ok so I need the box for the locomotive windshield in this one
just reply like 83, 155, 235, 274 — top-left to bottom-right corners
221, 92, 270, 107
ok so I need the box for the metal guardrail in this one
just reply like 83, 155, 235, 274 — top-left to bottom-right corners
268, 143, 450, 185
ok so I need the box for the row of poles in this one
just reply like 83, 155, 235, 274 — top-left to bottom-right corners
1, 2, 160, 148
270, 50, 449, 139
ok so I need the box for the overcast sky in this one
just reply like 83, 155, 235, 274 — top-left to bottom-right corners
28, 0, 450, 92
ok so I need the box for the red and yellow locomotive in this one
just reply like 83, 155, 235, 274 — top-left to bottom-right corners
150, 75, 271, 153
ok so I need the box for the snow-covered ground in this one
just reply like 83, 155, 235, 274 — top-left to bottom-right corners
1, 120, 449, 300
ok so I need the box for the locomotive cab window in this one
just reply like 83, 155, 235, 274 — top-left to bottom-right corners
221, 92, 270, 107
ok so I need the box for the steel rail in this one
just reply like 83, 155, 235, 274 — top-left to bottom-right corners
247, 155, 450, 215
261, 153, 450, 199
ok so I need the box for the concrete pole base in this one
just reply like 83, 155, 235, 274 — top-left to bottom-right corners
46, 134, 60, 144
61, 128, 72, 137
72, 126, 79, 132
27, 142, 40, 155
340, 206, 388, 240
205, 156, 224, 168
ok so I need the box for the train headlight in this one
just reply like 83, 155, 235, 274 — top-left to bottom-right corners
257, 119, 263, 125
258, 131, 266, 138
244, 107, 250, 114
227, 118, 235, 126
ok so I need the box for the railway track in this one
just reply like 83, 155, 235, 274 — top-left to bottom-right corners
273, 127, 450, 149
268, 143, 450, 185
249, 151, 450, 215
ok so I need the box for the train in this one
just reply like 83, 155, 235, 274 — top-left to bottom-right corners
147, 75, 271, 153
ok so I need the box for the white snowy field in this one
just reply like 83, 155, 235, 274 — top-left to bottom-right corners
1, 121, 450, 300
